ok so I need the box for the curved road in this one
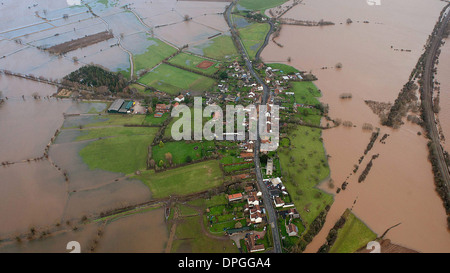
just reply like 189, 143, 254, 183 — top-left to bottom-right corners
225, 1, 282, 253
422, 5, 450, 196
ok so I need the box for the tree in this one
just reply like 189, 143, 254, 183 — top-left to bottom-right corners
159, 141, 164, 148
346, 18, 352, 24
186, 155, 192, 163
158, 160, 164, 167
335, 62, 343, 69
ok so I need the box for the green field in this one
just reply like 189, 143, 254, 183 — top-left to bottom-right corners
278, 125, 332, 226
135, 160, 224, 198
329, 210, 377, 253
152, 141, 216, 166
82, 115, 146, 127
76, 126, 157, 141
168, 53, 220, 75
237, 20, 270, 60
198, 35, 240, 61
79, 114, 169, 128
133, 38, 178, 75
290, 81, 322, 106
138, 64, 216, 95
171, 215, 238, 253
238, 0, 289, 12
267, 63, 300, 74
288, 81, 323, 125
79, 134, 156, 175
188, 194, 228, 208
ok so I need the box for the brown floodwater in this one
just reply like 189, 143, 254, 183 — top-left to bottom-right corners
0, 77, 152, 251
262, 0, 450, 252
0, 222, 101, 253
0, 160, 67, 237
94, 208, 168, 253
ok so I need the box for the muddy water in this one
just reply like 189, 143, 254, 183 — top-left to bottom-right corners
95, 208, 168, 253
0, 77, 153, 251
262, 0, 450, 252
0, 161, 67, 237
436, 39, 450, 152
0, 223, 101, 253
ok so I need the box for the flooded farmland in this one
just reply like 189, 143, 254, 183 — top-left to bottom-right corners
262, 0, 450, 252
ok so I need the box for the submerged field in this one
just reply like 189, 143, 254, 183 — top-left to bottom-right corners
133, 37, 178, 76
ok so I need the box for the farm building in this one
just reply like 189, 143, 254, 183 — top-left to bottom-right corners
108, 99, 134, 114
118, 101, 134, 114
108, 99, 125, 113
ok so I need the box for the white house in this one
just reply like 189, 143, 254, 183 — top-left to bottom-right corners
175, 94, 184, 102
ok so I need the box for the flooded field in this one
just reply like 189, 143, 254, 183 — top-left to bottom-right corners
94, 208, 168, 253
262, 0, 450, 252
0, 77, 155, 251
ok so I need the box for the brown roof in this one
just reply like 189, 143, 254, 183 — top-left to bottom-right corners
240, 152, 253, 158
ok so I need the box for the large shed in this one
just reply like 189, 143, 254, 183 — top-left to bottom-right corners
108, 99, 125, 113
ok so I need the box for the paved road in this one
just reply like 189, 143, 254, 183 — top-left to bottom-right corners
422, 5, 450, 196
225, 1, 282, 253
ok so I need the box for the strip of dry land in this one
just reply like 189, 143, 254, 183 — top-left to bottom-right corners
46, 31, 114, 55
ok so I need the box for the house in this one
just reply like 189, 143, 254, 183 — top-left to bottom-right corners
155, 104, 171, 113
240, 152, 253, 160
274, 197, 285, 208
288, 208, 300, 219
250, 211, 263, 223
248, 196, 260, 207
287, 223, 299, 236
228, 193, 243, 202
247, 234, 265, 253
175, 94, 184, 102
271, 177, 282, 186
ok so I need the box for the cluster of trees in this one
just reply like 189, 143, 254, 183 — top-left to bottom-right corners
426, 140, 450, 216
358, 154, 379, 183
383, 81, 419, 128
292, 205, 330, 253
364, 131, 379, 155
318, 213, 347, 253
63, 65, 127, 93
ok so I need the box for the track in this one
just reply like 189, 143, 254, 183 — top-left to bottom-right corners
421, 5, 450, 196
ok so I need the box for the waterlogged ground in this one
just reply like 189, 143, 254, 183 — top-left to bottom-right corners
262, 0, 450, 252
0, 78, 160, 251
